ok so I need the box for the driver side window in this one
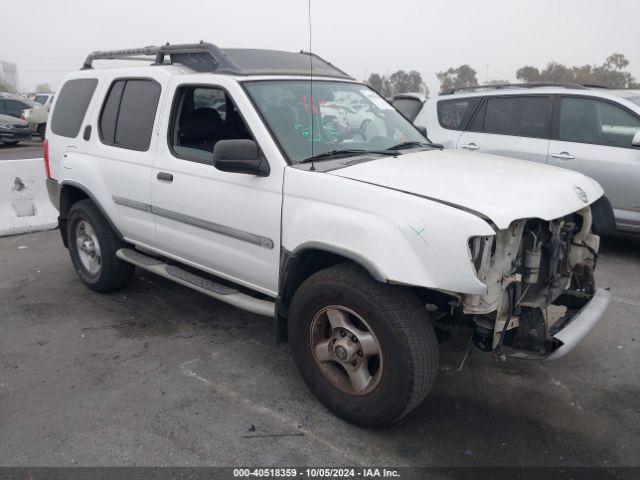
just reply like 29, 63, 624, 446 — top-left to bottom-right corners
169, 86, 252, 163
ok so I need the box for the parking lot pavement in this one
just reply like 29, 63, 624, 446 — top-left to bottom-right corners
0, 140, 43, 160
0, 229, 638, 467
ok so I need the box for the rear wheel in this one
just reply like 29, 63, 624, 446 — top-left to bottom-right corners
288, 263, 438, 427
67, 199, 134, 292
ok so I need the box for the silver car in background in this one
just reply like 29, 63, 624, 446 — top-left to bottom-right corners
413, 84, 640, 233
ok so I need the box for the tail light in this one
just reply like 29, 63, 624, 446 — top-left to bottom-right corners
20, 112, 26, 121
43, 139, 51, 178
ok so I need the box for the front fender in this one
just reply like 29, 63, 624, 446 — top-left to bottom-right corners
282, 168, 495, 295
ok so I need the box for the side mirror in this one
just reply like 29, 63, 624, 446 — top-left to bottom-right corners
632, 131, 640, 147
212, 139, 269, 176
416, 125, 428, 137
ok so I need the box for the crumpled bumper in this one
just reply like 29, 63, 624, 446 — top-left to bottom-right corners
545, 288, 611, 361
510, 288, 611, 361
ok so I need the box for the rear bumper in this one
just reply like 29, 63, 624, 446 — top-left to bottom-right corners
545, 288, 610, 361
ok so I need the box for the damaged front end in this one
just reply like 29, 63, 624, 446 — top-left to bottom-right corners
459, 207, 610, 360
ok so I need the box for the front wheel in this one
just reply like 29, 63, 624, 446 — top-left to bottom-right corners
288, 263, 438, 427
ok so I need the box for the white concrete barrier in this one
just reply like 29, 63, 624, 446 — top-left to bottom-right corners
0, 158, 58, 237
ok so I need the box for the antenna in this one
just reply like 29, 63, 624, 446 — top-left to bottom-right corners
308, 0, 315, 171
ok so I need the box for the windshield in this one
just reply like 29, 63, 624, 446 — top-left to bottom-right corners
34, 95, 48, 105
244, 80, 427, 163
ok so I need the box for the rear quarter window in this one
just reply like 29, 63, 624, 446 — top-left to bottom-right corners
437, 97, 481, 130
51, 79, 98, 138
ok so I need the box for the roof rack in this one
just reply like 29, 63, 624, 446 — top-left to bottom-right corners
82, 42, 242, 73
81, 42, 354, 79
439, 82, 605, 95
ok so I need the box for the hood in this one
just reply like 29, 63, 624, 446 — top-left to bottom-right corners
329, 149, 604, 229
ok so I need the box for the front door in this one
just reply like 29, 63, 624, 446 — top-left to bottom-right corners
548, 95, 640, 230
150, 78, 283, 296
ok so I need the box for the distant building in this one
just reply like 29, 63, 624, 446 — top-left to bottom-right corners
0, 61, 19, 90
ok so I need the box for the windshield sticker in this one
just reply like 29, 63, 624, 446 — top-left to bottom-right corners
360, 89, 394, 110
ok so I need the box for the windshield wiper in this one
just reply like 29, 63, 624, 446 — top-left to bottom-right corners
386, 141, 443, 151
299, 149, 395, 164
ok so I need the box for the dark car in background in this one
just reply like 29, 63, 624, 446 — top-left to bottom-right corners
0, 113, 32, 146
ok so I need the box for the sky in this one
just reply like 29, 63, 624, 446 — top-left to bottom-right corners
2, 0, 639, 94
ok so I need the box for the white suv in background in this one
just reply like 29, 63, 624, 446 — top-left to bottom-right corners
414, 85, 640, 233
45, 44, 610, 427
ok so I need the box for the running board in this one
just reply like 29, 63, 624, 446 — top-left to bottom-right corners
116, 248, 275, 317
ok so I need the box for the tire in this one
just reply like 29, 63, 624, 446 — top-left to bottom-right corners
67, 199, 134, 292
288, 263, 438, 427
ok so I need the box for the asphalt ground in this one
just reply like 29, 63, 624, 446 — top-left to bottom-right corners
0, 229, 638, 467
0, 140, 43, 160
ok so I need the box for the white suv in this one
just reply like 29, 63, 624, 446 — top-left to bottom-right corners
45, 43, 610, 426
414, 84, 640, 233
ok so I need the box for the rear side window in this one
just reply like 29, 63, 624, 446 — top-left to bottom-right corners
99, 79, 161, 151
483, 96, 551, 138
559, 97, 640, 148
437, 98, 481, 130
51, 79, 98, 138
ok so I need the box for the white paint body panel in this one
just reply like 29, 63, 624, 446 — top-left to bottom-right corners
329, 149, 604, 230
282, 167, 495, 295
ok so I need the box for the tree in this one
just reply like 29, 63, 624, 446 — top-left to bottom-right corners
0, 79, 17, 93
540, 62, 574, 83
366, 73, 392, 97
35, 83, 53, 93
515, 53, 636, 88
604, 53, 629, 71
516, 66, 541, 83
436, 65, 478, 90
366, 70, 428, 97
389, 70, 427, 95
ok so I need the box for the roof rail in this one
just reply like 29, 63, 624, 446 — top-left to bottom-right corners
439, 82, 598, 95
82, 42, 243, 73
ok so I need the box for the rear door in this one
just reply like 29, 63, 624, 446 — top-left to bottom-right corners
548, 95, 640, 230
456, 95, 553, 163
87, 75, 168, 247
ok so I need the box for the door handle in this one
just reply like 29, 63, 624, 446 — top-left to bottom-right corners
551, 152, 575, 160
461, 143, 480, 151
157, 172, 174, 182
